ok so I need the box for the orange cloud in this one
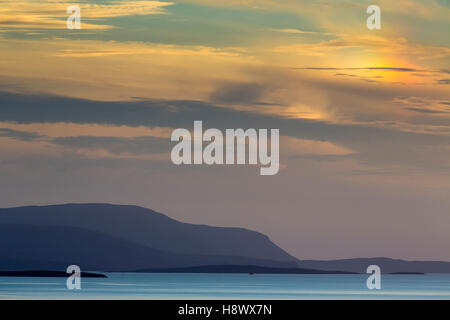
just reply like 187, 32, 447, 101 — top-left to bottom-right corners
0, 122, 174, 139
0, 0, 173, 30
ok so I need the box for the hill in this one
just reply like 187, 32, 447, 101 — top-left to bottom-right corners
0, 204, 299, 271
300, 257, 450, 274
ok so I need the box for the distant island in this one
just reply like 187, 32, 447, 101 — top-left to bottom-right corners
300, 257, 450, 274
136, 265, 357, 274
389, 272, 425, 275
0, 204, 449, 275
0, 270, 107, 278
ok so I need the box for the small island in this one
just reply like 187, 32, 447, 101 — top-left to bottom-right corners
136, 265, 358, 274
389, 272, 425, 275
0, 270, 107, 278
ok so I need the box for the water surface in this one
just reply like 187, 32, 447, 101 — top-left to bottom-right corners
1, 273, 449, 299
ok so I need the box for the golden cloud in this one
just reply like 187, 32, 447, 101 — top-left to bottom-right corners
281, 136, 355, 156
0, 122, 174, 139
274, 34, 450, 61
0, 0, 173, 30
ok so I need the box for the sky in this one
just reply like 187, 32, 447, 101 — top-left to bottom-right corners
0, 0, 449, 260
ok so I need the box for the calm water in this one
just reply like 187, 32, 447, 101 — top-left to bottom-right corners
1, 273, 450, 300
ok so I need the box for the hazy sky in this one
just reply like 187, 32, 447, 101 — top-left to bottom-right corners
0, 0, 449, 260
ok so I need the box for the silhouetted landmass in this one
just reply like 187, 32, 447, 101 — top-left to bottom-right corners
0, 204, 299, 271
300, 258, 450, 274
0, 224, 299, 271
1, 204, 448, 274
136, 265, 357, 274
389, 272, 425, 275
0, 270, 106, 278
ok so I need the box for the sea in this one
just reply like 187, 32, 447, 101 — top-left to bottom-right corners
1, 273, 449, 300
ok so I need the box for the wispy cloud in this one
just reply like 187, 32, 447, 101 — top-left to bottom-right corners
0, 0, 174, 30
275, 28, 320, 35
274, 34, 450, 60
296, 67, 424, 72
0, 122, 173, 139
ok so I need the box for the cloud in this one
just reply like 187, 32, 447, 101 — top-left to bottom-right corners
0, 0, 173, 30
405, 107, 449, 114
0, 128, 40, 141
275, 29, 320, 35
0, 37, 251, 102
394, 96, 450, 116
274, 34, 450, 61
0, 120, 175, 162
51, 135, 170, 157
1, 90, 449, 173
0, 120, 354, 164
210, 82, 270, 105
0, 122, 173, 139
281, 136, 355, 156
297, 67, 423, 72
438, 79, 450, 85
0, 124, 172, 162
54, 44, 243, 58
174, 0, 446, 17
